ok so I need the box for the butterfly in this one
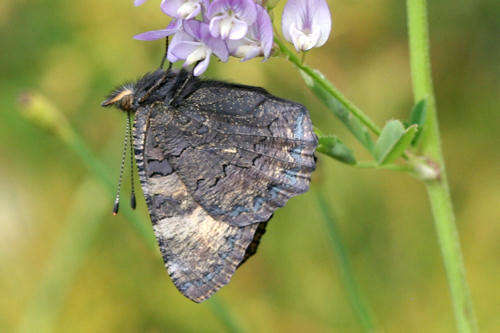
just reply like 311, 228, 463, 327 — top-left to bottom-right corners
102, 67, 317, 302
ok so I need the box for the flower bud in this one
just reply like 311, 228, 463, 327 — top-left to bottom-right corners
281, 0, 332, 52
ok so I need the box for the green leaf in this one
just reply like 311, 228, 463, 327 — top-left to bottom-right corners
374, 120, 417, 164
300, 70, 375, 154
316, 133, 357, 165
374, 120, 405, 162
408, 99, 427, 146
409, 99, 427, 126
382, 125, 418, 164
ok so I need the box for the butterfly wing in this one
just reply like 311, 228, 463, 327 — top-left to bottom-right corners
132, 82, 317, 303
169, 82, 318, 227
134, 104, 261, 303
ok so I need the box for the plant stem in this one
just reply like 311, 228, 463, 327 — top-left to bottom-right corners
316, 192, 376, 332
275, 38, 382, 136
406, 1, 477, 331
355, 161, 412, 172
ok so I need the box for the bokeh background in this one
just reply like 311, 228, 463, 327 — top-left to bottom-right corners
1, 0, 498, 332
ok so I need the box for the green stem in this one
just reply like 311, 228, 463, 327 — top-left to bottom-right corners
275, 38, 382, 136
316, 192, 376, 332
406, 1, 477, 331
355, 161, 412, 172
301, 51, 307, 65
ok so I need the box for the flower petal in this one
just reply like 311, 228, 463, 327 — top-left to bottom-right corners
208, 16, 224, 38
180, 2, 201, 20
171, 40, 200, 59
227, 4, 272, 61
241, 46, 262, 61
161, 0, 184, 17
134, 0, 149, 6
239, 45, 262, 61
168, 30, 197, 62
311, 0, 332, 47
206, 0, 227, 18
207, 0, 257, 39
281, 0, 301, 42
134, 28, 175, 41
183, 19, 204, 39
228, 18, 248, 40
193, 55, 211, 76
231, 0, 257, 25
185, 46, 211, 66
134, 18, 182, 41
289, 23, 321, 51
254, 4, 273, 58
206, 35, 229, 61
281, 0, 332, 51
227, 37, 246, 55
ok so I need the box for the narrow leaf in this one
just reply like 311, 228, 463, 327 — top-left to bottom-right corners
300, 70, 375, 154
374, 120, 405, 164
382, 125, 418, 164
408, 99, 427, 146
409, 99, 427, 127
316, 133, 356, 165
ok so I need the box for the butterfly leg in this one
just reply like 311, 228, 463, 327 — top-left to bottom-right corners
168, 60, 202, 106
159, 36, 173, 72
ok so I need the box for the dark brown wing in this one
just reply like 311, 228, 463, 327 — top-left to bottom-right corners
132, 82, 316, 303
134, 104, 261, 303
239, 221, 268, 267
163, 82, 317, 227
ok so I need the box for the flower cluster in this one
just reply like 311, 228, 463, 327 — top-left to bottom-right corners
134, 0, 332, 76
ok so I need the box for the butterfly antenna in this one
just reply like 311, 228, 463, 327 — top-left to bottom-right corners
127, 111, 137, 210
112, 113, 130, 215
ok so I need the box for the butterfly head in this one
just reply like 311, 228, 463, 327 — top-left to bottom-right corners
101, 70, 189, 112
101, 84, 136, 111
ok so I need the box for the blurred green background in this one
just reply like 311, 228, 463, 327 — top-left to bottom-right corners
0, 0, 498, 332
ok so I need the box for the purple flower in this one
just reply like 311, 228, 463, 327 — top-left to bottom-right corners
134, 0, 149, 6
161, 0, 209, 20
168, 20, 229, 76
134, 19, 182, 41
227, 4, 273, 61
207, 0, 257, 40
281, 0, 332, 52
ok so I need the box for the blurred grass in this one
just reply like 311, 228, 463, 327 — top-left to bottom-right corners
316, 192, 376, 332
207, 297, 245, 333
18, 178, 108, 332
0, 0, 499, 332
